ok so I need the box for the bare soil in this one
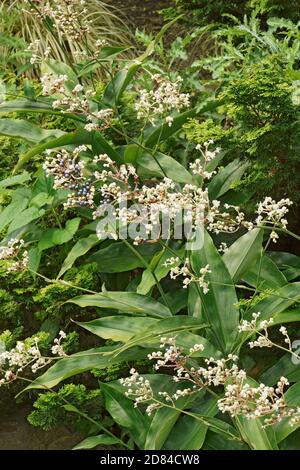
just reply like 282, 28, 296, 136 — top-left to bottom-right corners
106, 0, 172, 31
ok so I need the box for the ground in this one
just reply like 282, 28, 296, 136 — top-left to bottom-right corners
106, 0, 172, 31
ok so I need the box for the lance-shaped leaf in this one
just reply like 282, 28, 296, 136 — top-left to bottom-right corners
77, 316, 158, 342
20, 345, 151, 393
208, 159, 249, 199
57, 234, 100, 278
0, 119, 65, 143
222, 228, 263, 282
111, 316, 208, 357
69, 292, 172, 318
101, 383, 149, 448
190, 230, 239, 354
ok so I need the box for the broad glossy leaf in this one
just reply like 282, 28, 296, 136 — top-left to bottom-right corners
190, 230, 239, 354
0, 99, 64, 116
242, 255, 287, 289
137, 246, 184, 295
235, 417, 278, 450
8, 206, 45, 233
101, 383, 149, 448
69, 291, 172, 318
203, 432, 249, 450
88, 241, 160, 272
268, 251, 300, 281
77, 47, 131, 77
113, 316, 208, 357
137, 151, 193, 184
222, 228, 263, 282
188, 283, 202, 318
57, 234, 100, 278
245, 283, 300, 323
275, 381, 300, 443
77, 316, 157, 342
163, 396, 218, 450
42, 60, 78, 91
159, 290, 188, 314
21, 345, 151, 392
14, 129, 91, 172
38, 218, 81, 251
208, 159, 249, 199
0, 171, 31, 189
260, 353, 300, 385
0, 196, 28, 232
73, 434, 119, 450
144, 100, 222, 148
0, 119, 64, 143
103, 62, 141, 107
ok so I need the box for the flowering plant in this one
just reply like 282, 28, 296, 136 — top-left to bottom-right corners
1, 8, 300, 451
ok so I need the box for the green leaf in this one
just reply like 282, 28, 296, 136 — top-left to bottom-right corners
38, 218, 81, 251
188, 283, 202, 318
222, 228, 263, 282
137, 151, 193, 184
101, 383, 149, 448
163, 397, 218, 450
20, 345, 151, 392
14, 129, 91, 172
112, 316, 208, 357
235, 417, 277, 450
69, 291, 172, 318
42, 60, 78, 91
77, 316, 158, 342
103, 62, 141, 107
242, 254, 287, 289
203, 432, 249, 450
208, 159, 249, 199
0, 196, 29, 232
275, 381, 300, 443
190, 230, 239, 354
57, 234, 100, 278
260, 353, 300, 385
0, 99, 64, 116
0, 119, 64, 143
144, 109, 197, 148
245, 282, 300, 323
77, 47, 131, 77
8, 206, 45, 233
28, 247, 41, 277
88, 241, 160, 273
0, 171, 31, 189
268, 251, 300, 282
73, 434, 119, 450
137, 246, 185, 295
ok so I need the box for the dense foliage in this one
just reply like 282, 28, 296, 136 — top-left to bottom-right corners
1, 0, 300, 452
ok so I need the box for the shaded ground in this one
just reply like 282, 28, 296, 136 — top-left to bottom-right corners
106, 0, 172, 31
0, 403, 82, 450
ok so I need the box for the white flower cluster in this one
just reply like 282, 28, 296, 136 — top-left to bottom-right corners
255, 197, 293, 241
40, 74, 113, 131
218, 377, 300, 427
43, 147, 95, 208
26, 39, 51, 65
51, 330, 67, 357
121, 338, 300, 426
135, 75, 190, 126
0, 239, 29, 272
25, 0, 91, 40
238, 313, 297, 356
164, 257, 211, 293
0, 331, 67, 386
189, 141, 221, 180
